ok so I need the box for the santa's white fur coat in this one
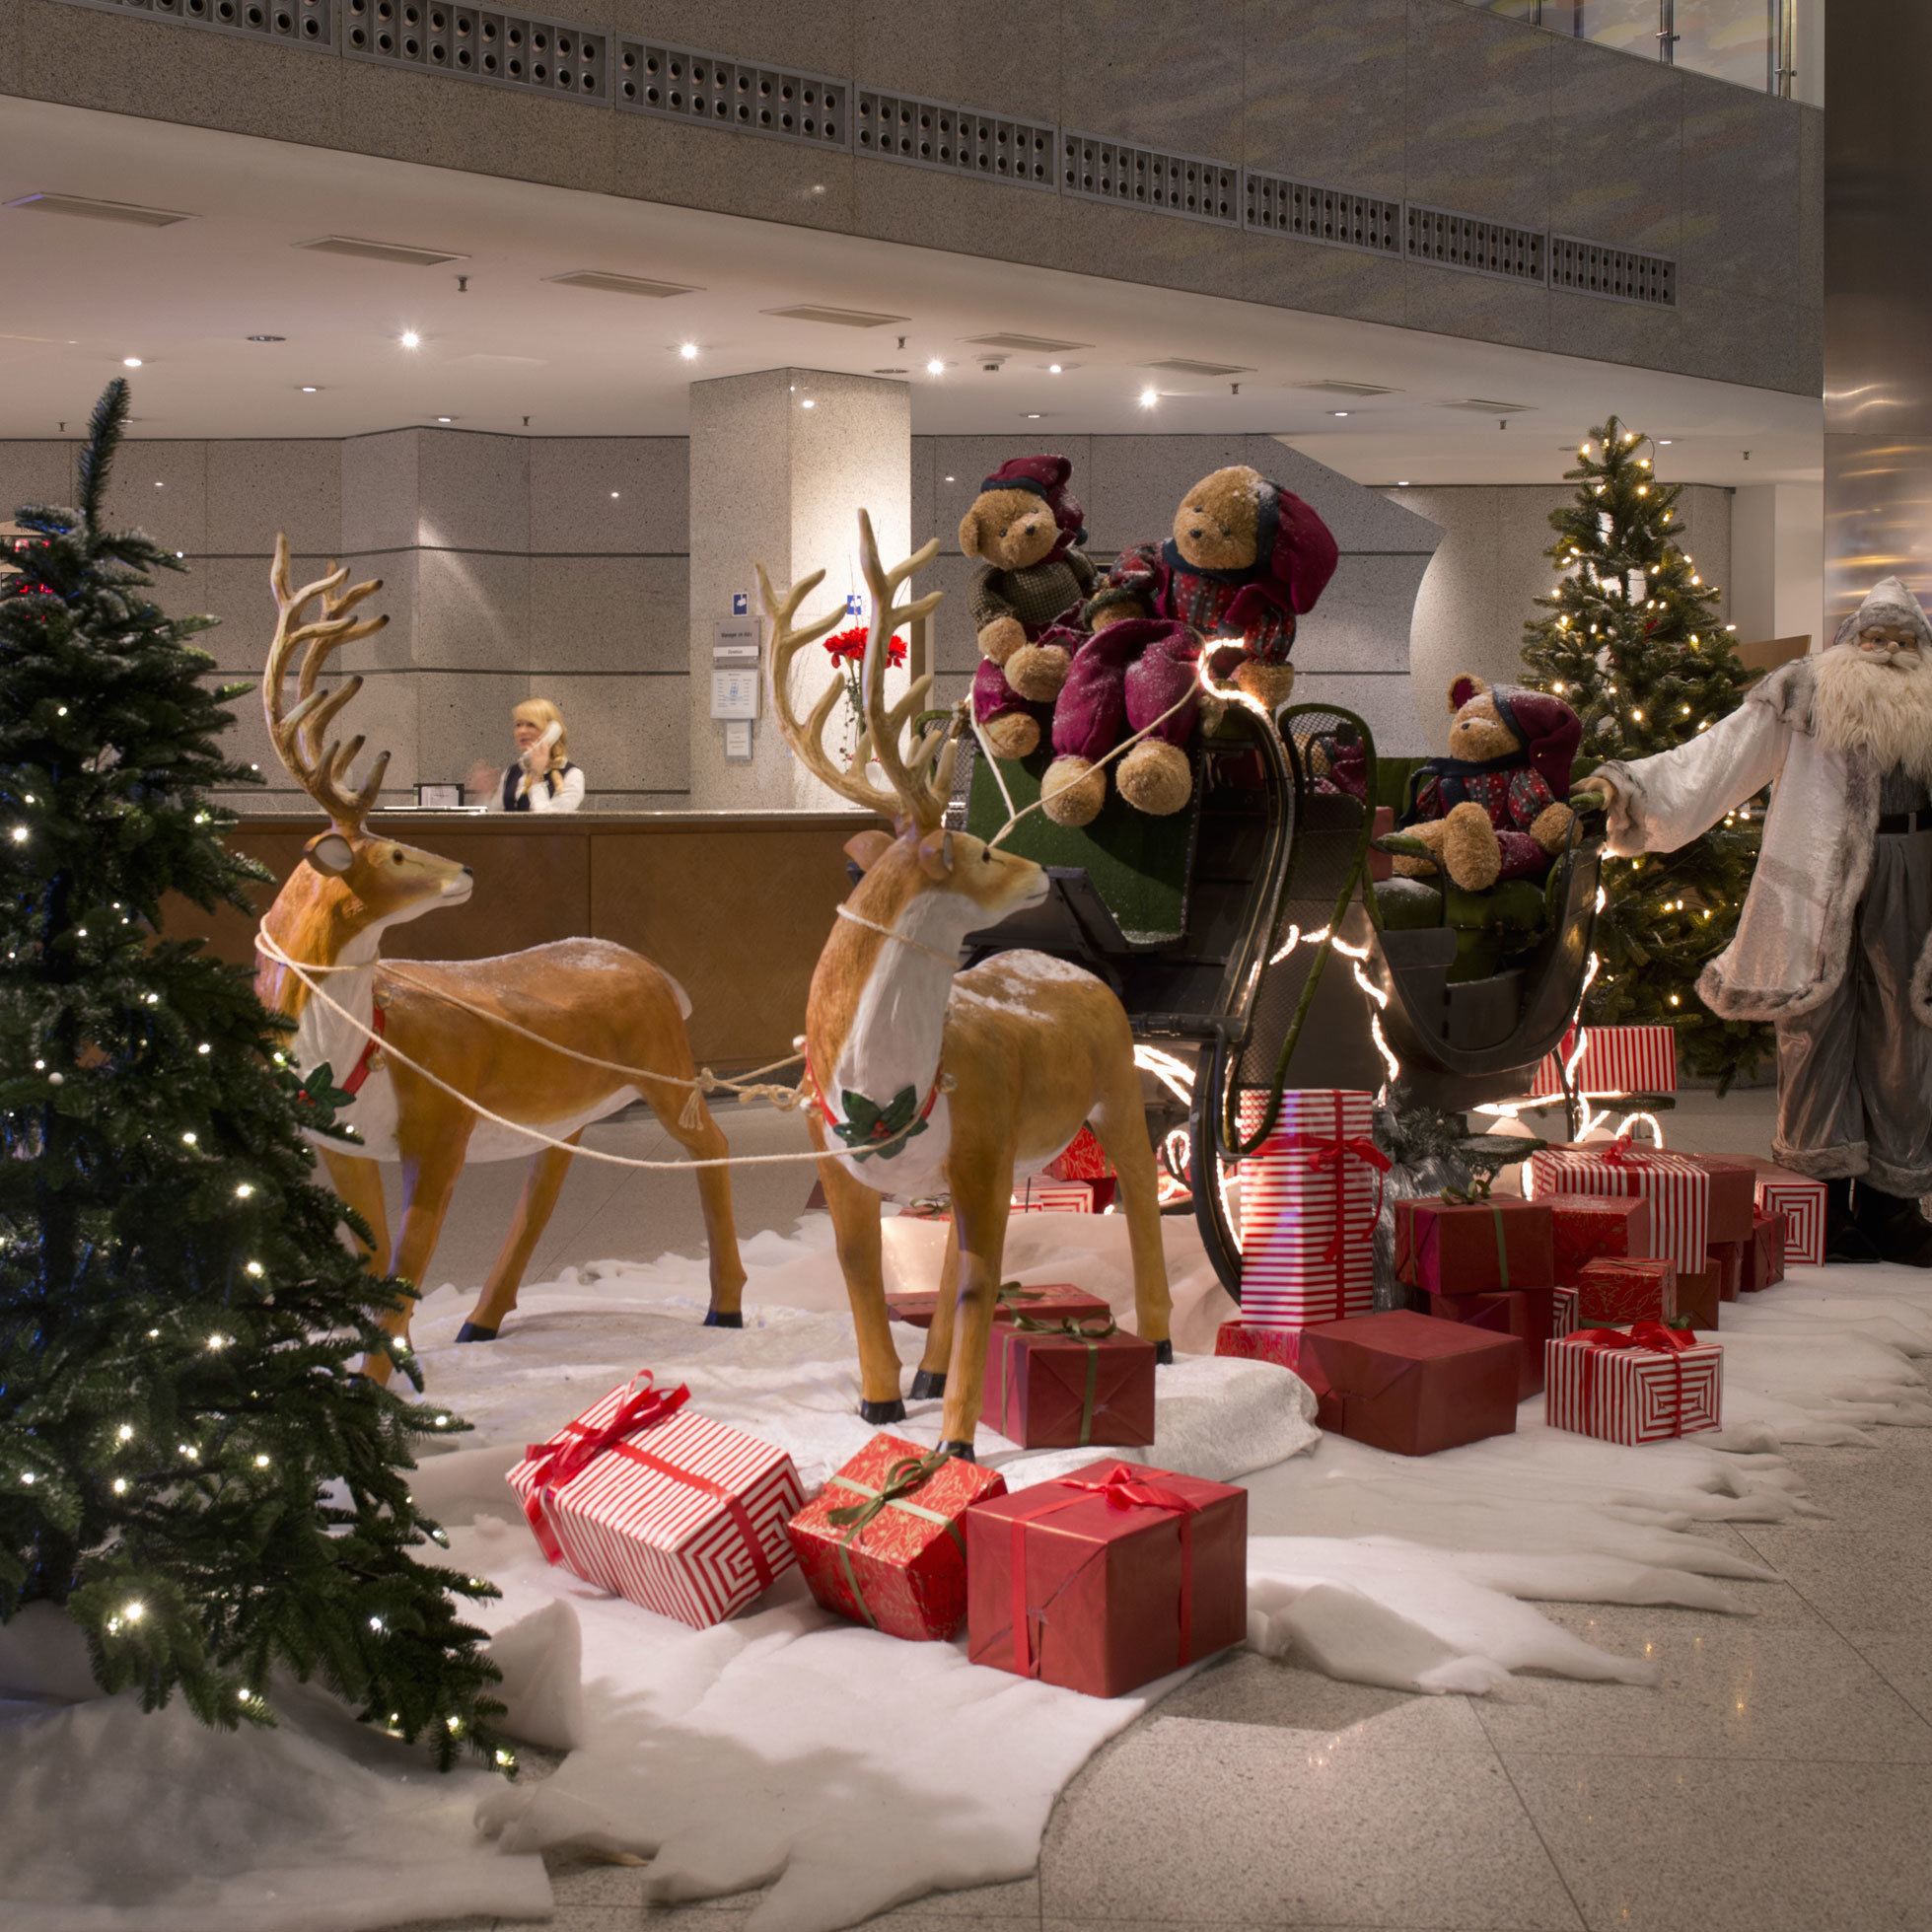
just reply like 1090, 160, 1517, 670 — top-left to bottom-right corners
1595, 654, 1932, 1028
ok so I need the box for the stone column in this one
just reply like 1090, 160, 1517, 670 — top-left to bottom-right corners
687, 370, 911, 811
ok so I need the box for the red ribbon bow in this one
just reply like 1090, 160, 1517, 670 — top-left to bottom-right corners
1599, 1134, 1657, 1169
1569, 1323, 1700, 1438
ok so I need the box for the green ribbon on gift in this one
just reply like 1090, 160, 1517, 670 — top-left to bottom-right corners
823, 1448, 961, 1629
1442, 1175, 1512, 1289
1006, 1314, 1120, 1447
996, 1281, 1047, 1310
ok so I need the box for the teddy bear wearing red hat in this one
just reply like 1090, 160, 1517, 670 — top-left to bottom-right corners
1082, 465, 1339, 712
961, 455, 1097, 758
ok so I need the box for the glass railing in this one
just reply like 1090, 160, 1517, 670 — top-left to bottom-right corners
1463, 0, 1807, 99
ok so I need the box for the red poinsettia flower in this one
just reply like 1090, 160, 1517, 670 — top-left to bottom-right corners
823, 625, 906, 667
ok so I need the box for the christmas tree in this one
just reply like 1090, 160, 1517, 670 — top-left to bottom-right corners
1520, 415, 1769, 1089
0, 381, 506, 1766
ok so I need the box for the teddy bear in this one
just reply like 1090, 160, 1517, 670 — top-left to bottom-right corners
1083, 465, 1339, 712
1038, 617, 1200, 825
1378, 676, 1582, 892
960, 455, 1098, 757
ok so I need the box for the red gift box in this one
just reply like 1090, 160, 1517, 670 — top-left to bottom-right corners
1707, 1237, 1746, 1303
1044, 1125, 1113, 1183
1530, 1025, 1678, 1100
1754, 1166, 1825, 1265
1750, 1209, 1786, 1289
1552, 1284, 1581, 1337
886, 1281, 1111, 1330
1014, 1179, 1105, 1214
1545, 1324, 1723, 1444
1574, 1256, 1678, 1327
1529, 1140, 1709, 1274
1673, 1265, 1721, 1331
508, 1372, 801, 1628
1299, 1310, 1521, 1456
1425, 1286, 1556, 1400
1214, 1320, 1317, 1376
982, 1316, 1158, 1449
787, 1435, 1006, 1642
966, 1459, 1248, 1697
1546, 1193, 1654, 1280
1395, 1194, 1554, 1295
1675, 1154, 1757, 1245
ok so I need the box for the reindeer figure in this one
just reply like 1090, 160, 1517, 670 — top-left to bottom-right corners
254, 536, 747, 1373
760, 513, 1173, 1458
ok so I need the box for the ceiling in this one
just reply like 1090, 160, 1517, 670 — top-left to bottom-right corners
0, 97, 1824, 487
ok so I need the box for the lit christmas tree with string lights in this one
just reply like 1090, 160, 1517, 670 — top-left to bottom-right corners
0, 380, 506, 1764
1520, 415, 1770, 1089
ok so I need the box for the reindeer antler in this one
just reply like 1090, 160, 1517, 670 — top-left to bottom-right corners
853, 511, 952, 830
262, 532, 392, 828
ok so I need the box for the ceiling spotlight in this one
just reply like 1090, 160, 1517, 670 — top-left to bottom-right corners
435, 415, 454, 423
1331, 410, 1349, 418
122, 357, 143, 369
801, 398, 816, 408
1396, 480, 1410, 487
1048, 363, 1062, 374
1659, 439, 1674, 446
1138, 388, 1159, 408
679, 342, 698, 360
400, 331, 420, 349
1025, 412, 1042, 420
926, 358, 945, 375
610, 491, 620, 499
299, 386, 320, 394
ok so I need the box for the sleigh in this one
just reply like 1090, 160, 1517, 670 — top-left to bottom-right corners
947, 702, 1603, 1299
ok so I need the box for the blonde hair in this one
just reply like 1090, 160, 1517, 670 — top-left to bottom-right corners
513, 697, 568, 774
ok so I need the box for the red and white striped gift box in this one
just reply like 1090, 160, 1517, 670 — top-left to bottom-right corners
1528, 1026, 1677, 1101
1754, 1167, 1825, 1266
1013, 1179, 1099, 1214
1545, 1329, 1723, 1445
1527, 1144, 1710, 1275
508, 1377, 801, 1629
1237, 1090, 1383, 1326
1551, 1284, 1581, 1338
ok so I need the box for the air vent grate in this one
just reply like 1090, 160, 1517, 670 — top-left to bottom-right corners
1550, 236, 1676, 307
1244, 172, 1400, 253
55, 0, 332, 48
545, 269, 700, 297
616, 40, 847, 147
344, 0, 607, 99
1406, 204, 1546, 283
854, 89, 1054, 187
1061, 131, 1238, 224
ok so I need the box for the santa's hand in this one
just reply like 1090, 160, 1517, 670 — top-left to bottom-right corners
1568, 782, 1611, 815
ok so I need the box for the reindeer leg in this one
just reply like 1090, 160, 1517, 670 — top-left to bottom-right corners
938, 1147, 1014, 1456
322, 1149, 392, 1275
643, 1082, 747, 1328
1089, 1072, 1175, 1363
910, 1219, 960, 1400
459, 1131, 581, 1341
810, 1114, 904, 1423
364, 1132, 469, 1384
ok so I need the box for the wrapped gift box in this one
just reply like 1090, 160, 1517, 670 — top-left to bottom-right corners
1751, 1209, 1786, 1290
1299, 1310, 1521, 1456
1552, 1284, 1581, 1338
1214, 1320, 1317, 1376
1238, 1090, 1388, 1326
982, 1317, 1157, 1449
1673, 1265, 1722, 1331
1530, 1025, 1677, 1101
1529, 1142, 1709, 1275
1546, 1194, 1654, 1280
1045, 1125, 1113, 1183
1395, 1194, 1554, 1296
1754, 1166, 1825, 1266
1546, 1325, 1723, 1444
885, 1281, 1110, 1330
1675, 1154, 1757, 1245
966, 1459, 1248, 1697
1707, 1238, 1747, 1303
1573, 1256, 1678, 1327
1014, 1179, 1104, 1214
787, 1435, 1006, 1642
1425, 1286, 1556, 1400
509, 1373, 801, 1628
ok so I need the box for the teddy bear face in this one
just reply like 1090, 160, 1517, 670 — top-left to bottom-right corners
959, 487, 1060, 570
1171, 465, 1262, 573
1445, 684, 1521, 763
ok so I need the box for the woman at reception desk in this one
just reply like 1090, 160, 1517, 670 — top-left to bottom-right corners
471, 697, 585, 812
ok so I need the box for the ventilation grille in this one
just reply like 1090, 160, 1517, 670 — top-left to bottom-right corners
1550, 236, 1677, 307
1406, 204, 1546, 283
344, 0, 605, 98
1245, 172, 1400, 253
60, 0, 332, 48
1061, 131, 1239, 224
616, 40, 847, 146
854, 89, 1054, 187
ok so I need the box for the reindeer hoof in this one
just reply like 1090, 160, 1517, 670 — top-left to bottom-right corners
455, 1322, 499, 1344
859, 1397, 907, 1425
938, 1440, 976, 1463
909, 1369, 947, 1400
703, 1310, 744, 1329
1154, 1339, 1174, 1366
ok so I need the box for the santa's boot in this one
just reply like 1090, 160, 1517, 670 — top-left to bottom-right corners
1852, 1184, 1932, 1268
1822, 1178, 1880, 1263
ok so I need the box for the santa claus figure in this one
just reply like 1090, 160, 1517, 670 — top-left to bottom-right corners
1576, 577, 1932, 1265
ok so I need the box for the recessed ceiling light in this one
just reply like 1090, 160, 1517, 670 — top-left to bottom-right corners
1396, 480, 1410, 487
679, 342, 698, 360
299, 386, 321, 394
763, 304, 909, 328
1332, 410, 1351, 418
944, 475, 955, 482
1048, 363, 1062, 374
435, 415, 455, 423
1024, 413, 1043, 420
5, 192, 195, 227
122, 357, 143, 369
610, 491, 620, 499
925, 359, 945, 375
801, 398, 816, 409
1139, 389, 1159, 408
400, 331, 420, 349
295, 235, 467, 266
1659, 439, 1674, 446
545, 269, 700, 298
248, 334, 286, 343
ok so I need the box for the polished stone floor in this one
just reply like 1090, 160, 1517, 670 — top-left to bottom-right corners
394, 1083, 1932, 1932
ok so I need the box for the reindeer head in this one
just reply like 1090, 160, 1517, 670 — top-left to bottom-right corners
259, 535, 471, 990
761, 512, 1049, 943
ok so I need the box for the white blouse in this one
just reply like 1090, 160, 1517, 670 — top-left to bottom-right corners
499, 761, 586, 813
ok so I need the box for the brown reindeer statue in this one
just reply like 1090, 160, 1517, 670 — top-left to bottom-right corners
253, 535, 747, 1375
759, 512, 1173, 1459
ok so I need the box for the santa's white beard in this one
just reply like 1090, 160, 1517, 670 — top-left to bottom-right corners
1811, 643, 1932, 783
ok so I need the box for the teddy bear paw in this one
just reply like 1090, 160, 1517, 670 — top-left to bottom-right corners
1441, 800, 1503, 892
1529, 801, 1577, 854
976, 616, 1028, 666
1233, 660, 1297, 714
1005, 642, 1071, 704
980, 710, 1040, 760
1116, 740, 1192, 817
1041, 755, 1107, 827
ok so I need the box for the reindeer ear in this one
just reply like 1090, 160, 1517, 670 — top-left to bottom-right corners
304, 830, 356, 877
916, 828, 955, 880
844, 830, 894, 873
1448, 674, 1487, 712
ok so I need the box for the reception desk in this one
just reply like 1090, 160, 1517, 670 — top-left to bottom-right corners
176, 811, 885, 1070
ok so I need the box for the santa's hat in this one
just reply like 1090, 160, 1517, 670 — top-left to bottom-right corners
980, 454, 1087, 548
1480, 680, 1583, 794
1252, 480, 1339, 613
1833, 574, 1932, 653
